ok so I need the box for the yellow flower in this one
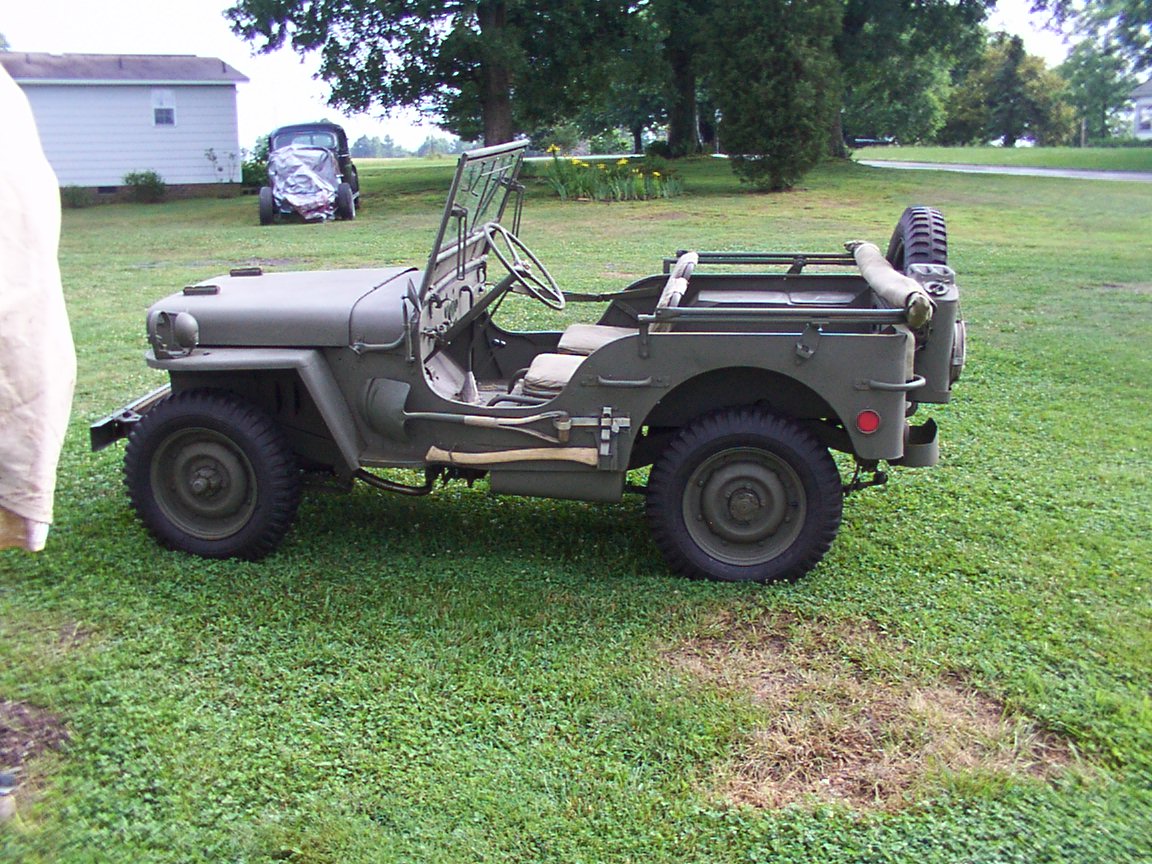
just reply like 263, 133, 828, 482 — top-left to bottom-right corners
597, 163, 606, 170
546, 144, 561, 154
653, 170, 662, 178
616, 158, 628, 166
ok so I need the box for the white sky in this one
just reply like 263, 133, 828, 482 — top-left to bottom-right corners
3, 0, 1073, 152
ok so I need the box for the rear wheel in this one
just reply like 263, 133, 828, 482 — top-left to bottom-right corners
646, 408, 843, 583
335, 182, 355, 220
886, 206, 946, 271
258, 186, 275, 225
125, 390, 300, 559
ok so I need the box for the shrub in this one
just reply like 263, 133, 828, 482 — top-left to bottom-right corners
645, 140, 673, 159
241, 156, 268, 188
122, 170, 166, 203
60, 185, 93, 209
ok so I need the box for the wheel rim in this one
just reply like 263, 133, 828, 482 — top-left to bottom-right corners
151, 427, 257, 540
681, 446, 806, 566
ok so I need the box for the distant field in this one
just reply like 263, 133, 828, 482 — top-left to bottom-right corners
853, 145, 1152, 172
1, 157, 1149, 863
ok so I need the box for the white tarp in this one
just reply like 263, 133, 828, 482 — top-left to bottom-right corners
0, 67, 77, 551
268, 145, 339, 221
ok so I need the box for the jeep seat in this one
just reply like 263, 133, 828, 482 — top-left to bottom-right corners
555, 251, 698, 354
522, 353, 585, 398
557, 323, 634, 355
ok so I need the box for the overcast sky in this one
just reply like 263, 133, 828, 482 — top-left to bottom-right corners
3, 0, 1073, 152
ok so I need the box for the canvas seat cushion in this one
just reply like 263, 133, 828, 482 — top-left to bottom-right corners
522, 353, 585, 396
557, 323, 634, 355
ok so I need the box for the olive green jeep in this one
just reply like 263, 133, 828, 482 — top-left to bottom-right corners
92, 140, 965, 582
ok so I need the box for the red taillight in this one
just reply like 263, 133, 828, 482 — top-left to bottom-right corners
856, 410, 881, 435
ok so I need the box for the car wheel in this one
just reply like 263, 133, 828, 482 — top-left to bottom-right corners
258, 186, 275, 226
124, 389, 300, 559
646, 407, 842, 583
336, 182, 355, 220
885, 205, 946, 271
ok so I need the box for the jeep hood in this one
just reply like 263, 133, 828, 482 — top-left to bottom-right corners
148, 267, 417, 349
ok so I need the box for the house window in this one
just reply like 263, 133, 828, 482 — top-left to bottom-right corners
152, 89, 176, 126
1139, 106, 1152, 133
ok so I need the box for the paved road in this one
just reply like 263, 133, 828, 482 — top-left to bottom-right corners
857, 159, 1152, 183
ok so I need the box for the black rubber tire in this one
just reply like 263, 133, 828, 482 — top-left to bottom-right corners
124, 389, 300, 560
335, 182, 355, 220
258, 186, 275, 225
885, 205, 947, 271
646, 408, 843, 583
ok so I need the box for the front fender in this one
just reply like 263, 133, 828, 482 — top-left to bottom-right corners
145, 347, 362, 474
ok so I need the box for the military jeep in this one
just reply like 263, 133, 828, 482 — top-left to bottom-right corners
92, 140, 965, 583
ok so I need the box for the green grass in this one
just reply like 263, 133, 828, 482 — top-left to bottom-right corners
852, 145, 1152, 172
1, 157, 1150, 863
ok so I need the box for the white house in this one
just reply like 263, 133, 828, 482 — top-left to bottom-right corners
1133, 79, 1152, 141
0, 53, 248, 187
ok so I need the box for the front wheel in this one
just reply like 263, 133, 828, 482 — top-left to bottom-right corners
258, 186, 275, 225
335, 182, 355, 220
124, 390, 301, 559
646, 408, 843, 583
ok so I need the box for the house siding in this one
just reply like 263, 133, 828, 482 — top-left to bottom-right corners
21, 83, 242, 185
1134, 97, 1152, 140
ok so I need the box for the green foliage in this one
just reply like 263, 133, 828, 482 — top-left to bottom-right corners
350, 134, 410, 158
1038, 0, 1152, 71
1059, 39, 1140, 141
705, 0, 841, 190
240, 155, 267, 189
841, 37, 954, 144
121, 170, 166, 203
226, 0, 633, 144
59, 185, 93, 209
536, 151, 681, 201
941, 33, 1076, 146
587, 130, 631, 155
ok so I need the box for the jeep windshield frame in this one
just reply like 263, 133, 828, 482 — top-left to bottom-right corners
420, 140, 528, 300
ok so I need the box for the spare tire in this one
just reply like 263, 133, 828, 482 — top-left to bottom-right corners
886, 206, 946, 271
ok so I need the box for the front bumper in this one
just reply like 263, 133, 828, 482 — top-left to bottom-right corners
89, 385, 171, 451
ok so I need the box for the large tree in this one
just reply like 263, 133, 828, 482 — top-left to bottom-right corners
1037, 0, 1151, 71
226, 0, 631, 145
705, 0, 841, 190
833, 0, 991, 154
1059, 39, 1139, 141
940, 33, 1075, 146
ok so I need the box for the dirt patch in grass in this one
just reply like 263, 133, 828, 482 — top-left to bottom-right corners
0, 700, 69, 771
668, 612, 1074, 811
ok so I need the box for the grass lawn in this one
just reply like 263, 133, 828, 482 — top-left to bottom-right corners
1, 156, 1150, 863
852, 145, 1152, 173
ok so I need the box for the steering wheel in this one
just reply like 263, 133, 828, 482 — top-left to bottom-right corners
483, 223, 565, 310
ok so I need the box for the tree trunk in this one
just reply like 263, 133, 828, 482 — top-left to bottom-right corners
477, 1, 515, 145
632, 124, 644, 154
666, 45, 700, 156
828, 108, 848, 158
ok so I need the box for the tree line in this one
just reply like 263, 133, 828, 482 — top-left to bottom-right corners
226, 1, 1149, 189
